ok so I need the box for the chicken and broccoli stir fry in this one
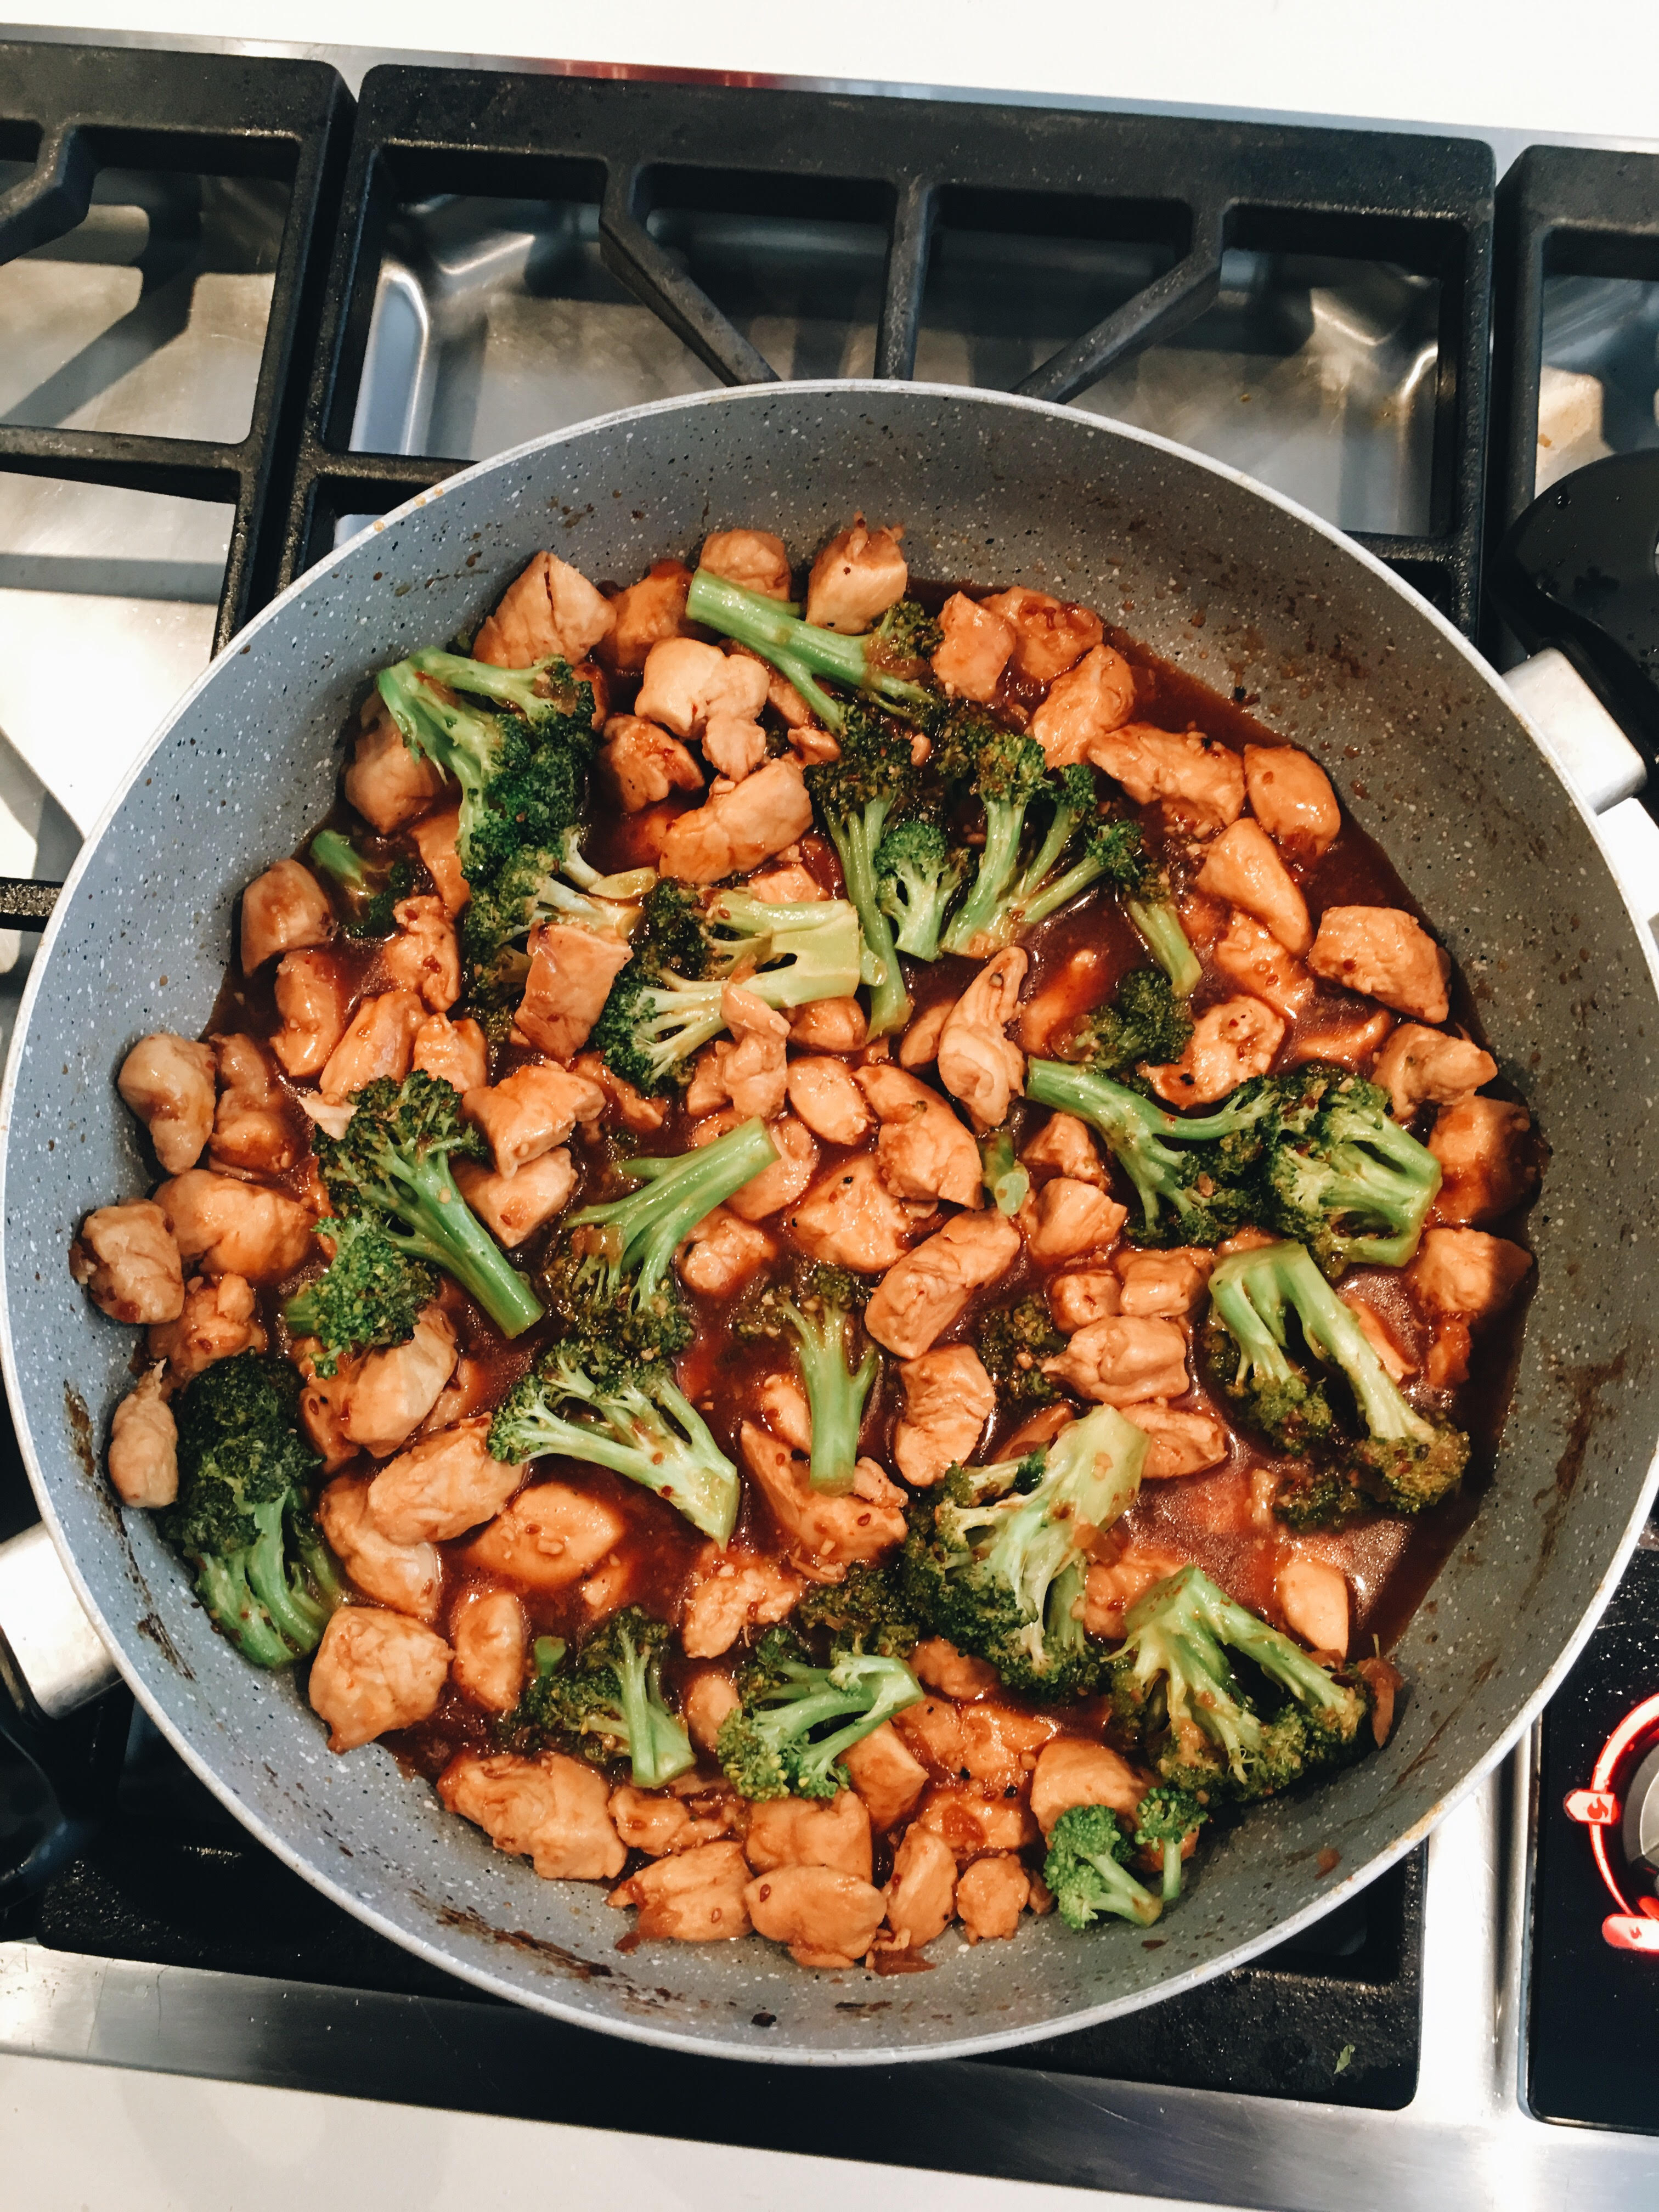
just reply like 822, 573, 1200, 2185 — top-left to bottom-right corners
75, 517, 1537, 1973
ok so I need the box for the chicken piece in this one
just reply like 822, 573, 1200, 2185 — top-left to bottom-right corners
913, 1784, 1037, 1861
789, 995, 867, 1052
383, 895, 460, 1013
599, 715, 702, 816
1029, 645, 1138, 768
956, 1854, 1030, 1942
682, 1047, 728, 1119
147, 1272, 266, 1390
865, 1211, 1022, 1359
1284, 1006, 1394, 1073
1429, 1097, 1537, 1226
1082, 1541, 1192, 1636
744, 1864, 887, 1969
804, 516, 907, 633
1243, 743, 1341, 860
465, 1480, 627, 1594
70, 1200, 185, 1325
1021, 1110, 1106, 1188
1115, 1247, 1215, 1317
981, 585, 1104, 684
339, 1306, 458, 1459
898, 995, 954, 1070
1307, 906, 1450, 1023
611, 1839, 753, 1942
240, 859, 332, 974
438, 1748, 625, 1879
881, 1826, 957, 1950
1030, 1737, 1147, 1837
1195, 819, 1311, 954
931, 591, 1015, 702
318, 988, 424, 1103
208, 1034, 295, 1177
893, 1346, 996, 1486
515, 923, 632, 1062
1017, 944, 1116, 1057
739, 1423, 907, 1575
843, 1722, 929, 1833
676, 1204, 776, 1295
271, 950, 352, 1080
1121, 1403, 1228, 1477
570, 1051, 668, 1135
1277, 1556, 1350, 1657
309, 1607, 450, 1753
758, 1370, 813, 1454
1047, 1316, 1189, 1405
297, 1350, 360, 1474
345, 696, 450, 837
1211, 911, 1315, 1018
608, 1781, 739, 1858
107, 1366, 178, 1508
746, 860, 826, 905
409, 803, 467, 916
450, 1588, 527, 1713
785, 1056, 872, 1146
746, 1790, 873, 1882
153, 1172, 310, 1284
681, 1549, 803, 1658
367, 1417, 522, 1545
700, 1111, 810, 1223
1048, 1270, 1121, 1331
472, 550, 614, 668
1373, 1023, 1496, 1122
464, 1063, 604, 1178
657, 757, 814, 884
636, 637, 769, 741
602, 560, 696, 675
856, 1062, 982, 1206
911, 1639, 1001, 1700
319, 1476, 442, 1620
684, 1669, 742, 1756
453, 1148, 574, 1250
960, 1703, 1059, 1788
785, 1152, 917, 1272
936, 949, 1026, 1128
1408, 1226, 1532, 1324
1146, 995, 1286, 1108
411, 1012, 488, 1097
1002, 1404, 1079, 1458
1089, 723, 1248, 838
699, 527, 792, 602
896, 1694, 968, 1776
1026, 1176, 1126, 1263
117, 1034, 217, 1175
701, 712, 766, 783
711, 983, 789, 1121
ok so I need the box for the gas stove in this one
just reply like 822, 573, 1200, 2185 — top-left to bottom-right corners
0, 35, 1656, 2205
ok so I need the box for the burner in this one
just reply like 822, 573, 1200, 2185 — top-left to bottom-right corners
1565, 1691, 1659, 1954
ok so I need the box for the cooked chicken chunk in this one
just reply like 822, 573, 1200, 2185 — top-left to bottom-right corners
897, 995, 953, 1070
657, 757, 814, 883
980, 585, 1104, 684
716, 1112, 817, 1222
272, 950, 353, 1079
319, 1476, 443, 1620
465, 1480, 628, 1593
1017, 943, 1114, 1055
740, 1423, 907, 1575
911, 1638, 1000, 1701
1429, 1097, 1537, 1226
712, 983, 789, 1120
601, 713, 703, 811
936, 947, 1026, 1128
147, 1271, 267, 1389
636, 637, 770, 740
1121, 1403, 1228, 1477
338, 1305, 458, 1459
1408, 1227, 1532, 1323
956, 1853, 1030, 1942
959, 1702, 1058, 1788
676, 1204, 777, 1295
681, 1548, 803, 1658
209, 1033, 295, 1176
881, 1825, 957, 1950
789, 995, 867, 1052
611, 1839, 754, 1941
701, 527, 792, 602
367, 1417, 522, 1544
472, 550, 615, 667
410, 803, 467, 915
453, 1147, 574, 1249
464, 1063, 604, 1177
602, 559, 696, 675
1210, 911, 1314, 1018
912, 1784, 1037, 1861
743, 1864, 887, 1969
71, 1199, 185, 1324
1284, 1006, 1393, 1073
570, 1051, 669, 1135
805, 516, 907, 633
319, 988, 424, 1103
785, 1055, 873, 1146
1115, 1247, 1215, 1317
684, 1669, 742, 1756
747, 860, 826, 904
1021, 1110, 1107, 1187
345, 696, 449, 834
1277, 1555, 1350, 1657
1088, 724, 1245, 836
1307, 906, 1451, 1023
107, 1366, 178, 1508
896, 1694, 967, 1774
1244, 743, 1341, 860
608, 1782, 738, 1858
1030, 1738, 1147, 1836
1026, 1176, 1126, 1263
1195, 819, 1311, 953
893, 1346, 997, 1486
153, 1172, 311, 1283
856, 1062, 981, 1206
297, 1350, 360, 1473
746, 1790, 873, 1881
383, 895, 460, 1012
515, 921, 631, 1060
1146, 995, 1285, 1107
1081, 1541, 1192, 1635
1047, 1315, 1189, 1404
438, 1748, 625, 1879
701, 710, 767, 783
117, 1034, 217, 1175
450, 1588, 527, 1713
843, 1722, 930, 1833
411, 1012, 488, 1096
310, 1607, 451, 1753
1373, 1023, 1496, 1122
931, 591, 1015, 702
1048, 1269, 1121, 1331
865, 1211, 1021, 1358
1029, 645, 1137, 767
240, 859, 333, 973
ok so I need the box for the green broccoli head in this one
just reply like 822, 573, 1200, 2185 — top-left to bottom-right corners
308, 831, 414, 939
794, 1562, 919, 1658
868, 597, 943, 672
283, 1214, 435, 1378
1263, 1063, 1442, 1275
978, 1293, 1066, 1408
1133, 1782, 1209, 1902
715, 1629, 924, 1800
1058, 967, 1195, 1077
500, 1607, 693, 1789
875, 817, 967, 961
685, 569, 939, 732
1044, 1803, 1163, 1931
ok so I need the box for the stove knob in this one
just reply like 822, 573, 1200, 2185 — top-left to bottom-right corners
1622, 1742, 1659, 1877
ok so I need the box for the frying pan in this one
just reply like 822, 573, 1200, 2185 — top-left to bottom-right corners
4, 383, 1658, 2065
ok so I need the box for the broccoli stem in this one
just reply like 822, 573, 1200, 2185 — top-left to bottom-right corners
979, 1129, 1030, 1216
685, 571, 934, 729
1124, 894, 1203, 998
783, 1300, 879, 1497
195, 1553, 294, 1668
825, 804, 911, 1039
569, 1118, 780, 1301
369, 1150, 543, 1339
243, 1502, 329, 1654
940, 800, 1029, 956
309, 830, 369, 894
1025, 1057, 1255, 1228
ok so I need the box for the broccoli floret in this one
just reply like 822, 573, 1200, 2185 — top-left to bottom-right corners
1025, 1057, 1278, 1246
714, 1628, 924, 1800
503, 1610, 693, 1788
1134, 1782, 1209, 1903
160, 1354, 342, 1668
1201, 1239, 1470, 1524
1058, 967, 1194, 1077
1106, 1563, 1370, 1802
875, 819, 966, 961
780, 1266, 880, 1497
685, 569, 937, 731
939, 726, 1051, 957
978, 1294, 1065, 1406
283, 1214, 436, 1378
461, 835, 648, 1013
949, 763, 1125, 954
488, 1348, 741, 1543
1044, 1804, 1163, 1931
313, 1071, 541, 1339
539, 1116, 778, 1375
901, 1403, 1148, 1696
308, 830, 414, 939
1262, 1063, 1442, 1275
589, 889, 862, 1094
978, 1127, 1031, 1216
1088, 817, 1201, 997
868, 597, 943, 671
802, 702, 918, 1039
794, 1562, 919, 1658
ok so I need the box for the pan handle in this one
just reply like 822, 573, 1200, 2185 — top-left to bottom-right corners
0, 1524, 118, 1721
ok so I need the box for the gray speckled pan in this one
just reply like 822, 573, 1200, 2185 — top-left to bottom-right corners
5, 384, 1658, 2064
